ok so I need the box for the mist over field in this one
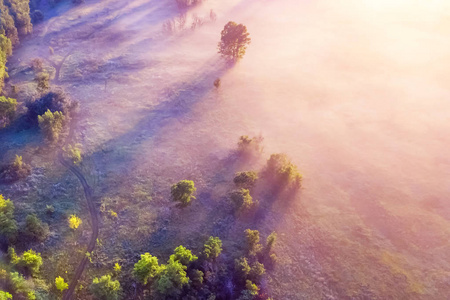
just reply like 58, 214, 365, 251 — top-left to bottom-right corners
1, 0, 450, 299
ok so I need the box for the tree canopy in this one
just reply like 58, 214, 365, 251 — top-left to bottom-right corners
218, 21, 251, 60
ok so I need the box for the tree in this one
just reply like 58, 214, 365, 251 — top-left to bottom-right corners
0, 194, 17, 240
218, 21, 251, 61
230, 188, 254, 211
237, 135, 263, 156
0, 291, 12, 300
249, 261, 265, 283
233, 171, 258, 189
171, 180, 196, 206
133, 253, 161, 285
156, 257, 189, 297
24, 214, 49, 242
0, 2, 19, 45
266, 231, 277, 253
237, 280, 259, 299
0, 96, 17, 127
203, 236, 222, 261
265, 153, 302, 189
0, 155, 32, 183
244, 229, 262, 256
90, 274, 121, 300
63, 144, 82, 164
68, 214, 82, 229
170, 245, 198, 265
0, 34, 12, 94
19, 249, 43, 275
4, 0, 33, 35
234, 257, 251, 281
55, 276, 68, 292
34, 72, 50, 93
27, 90, 77, 124
38, 109, 65, 142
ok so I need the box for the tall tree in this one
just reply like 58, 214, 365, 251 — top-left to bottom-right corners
218, 21, 251, 61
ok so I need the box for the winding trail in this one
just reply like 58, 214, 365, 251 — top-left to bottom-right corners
59, 153, 99, 300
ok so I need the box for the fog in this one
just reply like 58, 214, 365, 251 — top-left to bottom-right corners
7, 0, 450, 297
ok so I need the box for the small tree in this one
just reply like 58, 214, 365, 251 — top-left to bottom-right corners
203, 236, 222, 261
171, 180, 196, 206
0, 194, 17, 241
35, 72, 50, 93
237, 135, 263, 156
170, 245, 198, 265
230, 188, 254, 211
233, 171, 258, 189
68, 214, 82, 230
24, 214, 49, 242
218, 21, 251, 61
55, 276, 68, 292
133, 253, 161, 285
0, 291, 12, 299
244, 229, 262, 256
90, 274, 121, 300
266, 231, 277, 253
38, 109, 65, 142
249, 261, 265, 283
235, 257, 251, 281
63, 144, 82, 164
0, 155, 32, 183
156, 257, 189, 298
0, 96, 17, 128
19, 249, 43, 275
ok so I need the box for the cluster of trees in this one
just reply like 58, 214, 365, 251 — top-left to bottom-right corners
230, 171, 259, 212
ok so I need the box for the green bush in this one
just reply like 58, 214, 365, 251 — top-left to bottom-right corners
234, 257, 251, 281
34, 72, 49, 93
249, 261, 265, 283
0, 291, 12, 300
203, 236, 222, 261
244, 229, 262, 256
38, 109, 65, 142
266, 231, 277, 253
171, 180, 196, 206
133, 253, 162, 285
18, 249, 43, 275
155, 257, 189, 298
233, 171, 258, 189
0, 155, 32, 183
170, 245, 198, 265
218, 22, 251, 61
55, 276, 68, 292
63, 144, 82, 164
265, 153, 302, 189
0, 194, 17, 241
24, 214, 49, 242
0, 96, 17, 127
90, 274, 121, 300
230, 188, 255, 211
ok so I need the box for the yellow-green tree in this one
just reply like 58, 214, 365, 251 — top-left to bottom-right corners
68, 214, 82, 229
55, 276, 68, 292
38, 109, 65, 142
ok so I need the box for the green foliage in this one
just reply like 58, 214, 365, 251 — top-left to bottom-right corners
8, 247, 19, 264
0, 155, 32, 182
203, 236, 222, 261
34, 72, 50, 93
249, 261, 265, 282
9, 271, 32, 294
63, 143, 82, 164
237, 280, 259, 299
0, 96, 17, 127
266, 231, 277, 253
24, 214, 49, 242
233, 171, 258, 189
170, 245, 198, 265
237, 135, 263, 156
55, 276, 68, 292
171, 180, 196, 206
38, 109, 65, 142
0, 34, 12, 94
156, 257, 189, 297
235, 257, 251, 280
244, 229, 262, 256
5, 0, 33, 35
265, 153, 302, 189
0, 2, 19, 45
133, 253, 161, 285
19, 249, 43, 275
190, 269, 204, 287
68, 214, 81, 229
0, 194, 17, 240
113, 263, 121, 273
218, 21, 251, 60
90, 274, 121, 300
230, 188, 254, 211
0, 291, 12, 300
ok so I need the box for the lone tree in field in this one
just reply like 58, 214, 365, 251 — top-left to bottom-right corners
218, 21, 251, 61
171, 180, 196, 206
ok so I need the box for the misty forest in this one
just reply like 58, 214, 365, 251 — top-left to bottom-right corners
1, 0, 450, 299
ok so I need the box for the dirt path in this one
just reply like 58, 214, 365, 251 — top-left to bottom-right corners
59, 152, 99, 300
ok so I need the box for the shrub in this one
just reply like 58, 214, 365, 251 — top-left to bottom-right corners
237, 280, 259, 299
266, 231, 277, 253
213, 78, 220, 89
170, 245, 198, 265
38, 109, 65, 142
24, 214, 49, 242
237, 135, 263, 156
31, 58, 43, 71
90, 274, 121, 300
55, 276, 68, 292
133, 253, 161, 285
46, 205, 55, 215
171, 180, 196, 206
34, 72, 50, 93
190, 269, 204, 287
0, 291, 12, 299
0, 96, 17, 127
233, 171, 258, 189
113, 263, 121, 273
264, 153, 302, 189
19, 249, 43, 275
27, 90, 77, 124
0, 194, 17, 240
68, 214, 82, 229
5, 0, 33, 35
235, 257, 251, 281
218, 22, 251, 61
230, 188, 254, 211
203, 236, 222, 261
63, 144, 82, 164
244, 229, 262, 256
249, 261, 265, 283
0, 155, 31, 183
